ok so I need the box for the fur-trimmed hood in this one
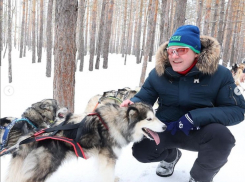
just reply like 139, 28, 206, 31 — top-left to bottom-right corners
155, 35, 221, 76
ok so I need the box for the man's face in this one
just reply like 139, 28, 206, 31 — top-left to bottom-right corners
168, 46, 198, 72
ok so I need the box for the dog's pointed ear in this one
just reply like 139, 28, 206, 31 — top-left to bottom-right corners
126, 106, 139, 122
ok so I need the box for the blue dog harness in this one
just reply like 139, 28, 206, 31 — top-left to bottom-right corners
0, 118, 37, 151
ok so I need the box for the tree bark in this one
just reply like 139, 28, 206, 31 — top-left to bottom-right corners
120, 0, 127, 56
103, 0, 114, 69
196, 0, 203, 31
32, 0, 36, 63
95, 0, 107, 69
0, 0, 3, 66
139, 5, 148, 63
53, 0, 78, 113
136, 0, 143, 63
217, 0, 225, 45
127, 0, 134, 55
139, 0, 155, 87
124, 0, 133, 65
173, 0, 187, 32
159, 0, 167, 45
222, 0, 234, 67
8, 0, 12, 83
89, 0, 97, 71
23, 0, 28, 57
38, 0, 44, 62
211, 0, 219, 38
46, 0, 53, 77
149, 0, 158, 62
77, 0, 86, 71
84, 0, 89, 55
203, 0, 212, 35
19, 0, 26, 58
14, 0, 17, 48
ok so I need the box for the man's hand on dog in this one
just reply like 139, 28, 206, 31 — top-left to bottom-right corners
120, 99, 134, 107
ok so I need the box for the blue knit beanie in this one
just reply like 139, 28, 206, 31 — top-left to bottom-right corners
167, 25, 201, 54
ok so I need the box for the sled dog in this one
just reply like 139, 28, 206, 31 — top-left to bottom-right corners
84, 87, 137, 113
5, 102, 166, 182
231, 63, 245, 87
0, 99, 68, 152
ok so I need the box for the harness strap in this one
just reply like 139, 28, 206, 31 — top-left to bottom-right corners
1, 118, 36, 151
35, 136, 87, 159
87, 113, 109, 130
17, 136, 87, 159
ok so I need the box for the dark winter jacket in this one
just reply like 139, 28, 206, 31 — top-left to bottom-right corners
131, 35, 245, 127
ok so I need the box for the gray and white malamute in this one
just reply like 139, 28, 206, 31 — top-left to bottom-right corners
0, 99, 68, 153
5, 102, 166, 182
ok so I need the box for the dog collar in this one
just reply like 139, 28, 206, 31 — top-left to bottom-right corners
0, 118, 37, 151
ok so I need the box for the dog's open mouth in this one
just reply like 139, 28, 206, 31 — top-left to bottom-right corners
58, 113, 65, 118
142, 128, 160, 145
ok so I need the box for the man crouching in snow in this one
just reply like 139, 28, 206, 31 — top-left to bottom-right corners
120, 25, 245, 182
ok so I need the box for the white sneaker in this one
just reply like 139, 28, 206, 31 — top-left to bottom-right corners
156, 149, 182, 177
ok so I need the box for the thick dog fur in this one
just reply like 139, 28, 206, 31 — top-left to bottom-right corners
84, 87, 137, 113
231, 63, 245, 87
5, 102, 166, 182
0, 99, 68, 151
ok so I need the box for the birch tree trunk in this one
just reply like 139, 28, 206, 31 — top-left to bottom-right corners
139, 0, 155, 87
14, 0, 17, 48
19, 0, 26, 58
84, 0, 89, 55
46, 0, 53, 77
89, 0, 97, 71
103, 0, 114, 69
124, 0, 132, 65
32, 0, 36, 63
0, 0, 3, 66
140, 6, 148, 63
136, 0, 143, 63
8, 0, 12, 83
23, 0, 28, 57
120, 0, 127, 56
77, 0, 86, 71
38, 0, 44, 62
53, 0, 78, 113
95, 0, 107, 69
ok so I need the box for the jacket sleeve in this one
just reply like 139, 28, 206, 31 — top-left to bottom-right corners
130, 70, 159, 106
190, 69, 245, 127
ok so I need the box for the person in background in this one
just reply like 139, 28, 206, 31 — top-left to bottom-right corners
120, 25, 245, 182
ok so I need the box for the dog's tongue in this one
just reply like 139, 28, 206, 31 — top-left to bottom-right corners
147, 129, 160, 145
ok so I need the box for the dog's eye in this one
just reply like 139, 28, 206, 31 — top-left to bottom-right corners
146, 118, 152, 121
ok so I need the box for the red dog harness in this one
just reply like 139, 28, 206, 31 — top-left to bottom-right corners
0, 113, 109, 158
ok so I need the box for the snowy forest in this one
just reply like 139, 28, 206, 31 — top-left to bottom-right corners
0, 0, 245, 112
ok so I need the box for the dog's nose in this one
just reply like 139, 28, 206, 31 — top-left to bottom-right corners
162, 125, 167, 131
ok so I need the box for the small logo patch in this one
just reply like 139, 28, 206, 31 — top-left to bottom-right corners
170, 36, 181, 41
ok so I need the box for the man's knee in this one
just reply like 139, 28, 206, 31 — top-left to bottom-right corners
132, 143, 151, 163
204, 124, 235, 149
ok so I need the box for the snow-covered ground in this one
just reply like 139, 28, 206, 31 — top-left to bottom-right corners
1, 51, 245, 182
